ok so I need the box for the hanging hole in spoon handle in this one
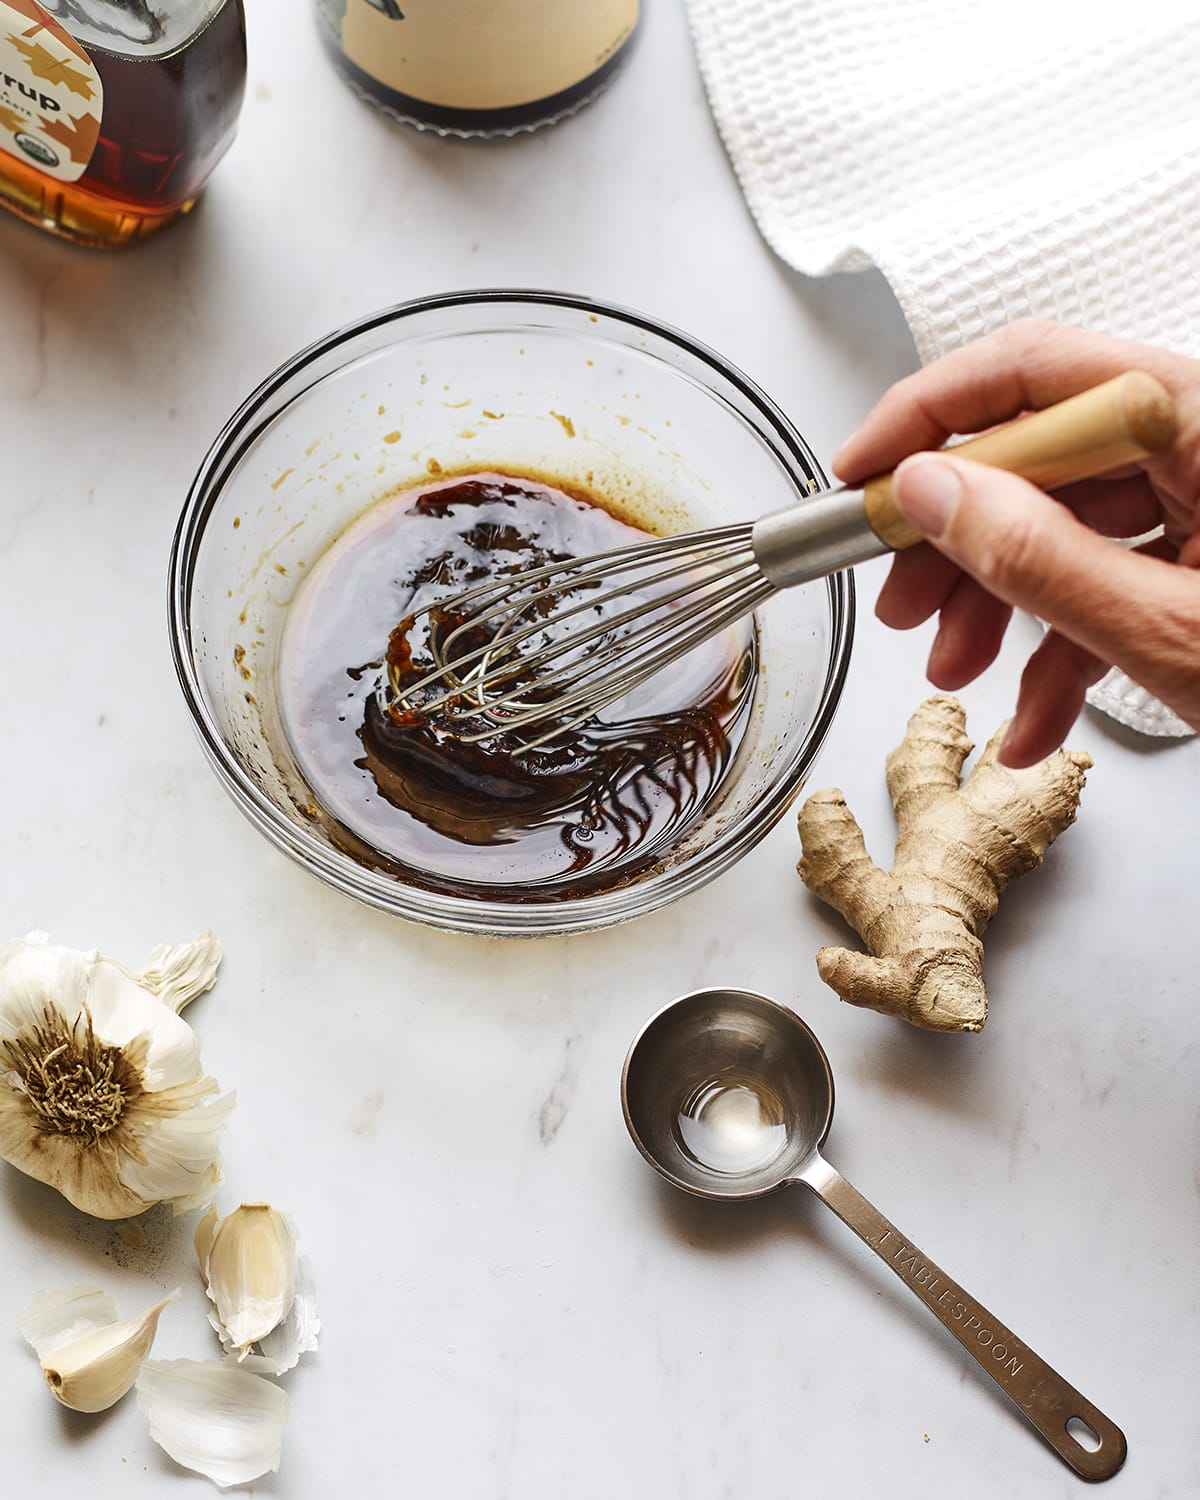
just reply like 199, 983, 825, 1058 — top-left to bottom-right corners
864, 369, 1178, 550
795, 1154, 1127, 1482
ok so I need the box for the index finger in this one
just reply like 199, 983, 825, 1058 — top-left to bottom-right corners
832, 319, 1194, 483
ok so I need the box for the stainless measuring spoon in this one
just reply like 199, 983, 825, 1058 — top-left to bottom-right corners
621, 987, 1126, 1482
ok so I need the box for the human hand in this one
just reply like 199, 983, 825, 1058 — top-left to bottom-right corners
832, 320, 1200, 766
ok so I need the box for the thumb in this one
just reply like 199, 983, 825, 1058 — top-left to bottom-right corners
891, 452, 1199, 692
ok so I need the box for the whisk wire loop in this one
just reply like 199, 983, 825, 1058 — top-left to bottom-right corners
438, 549, 760, 706
390, 525, 760, 726
451, 570, 775, 748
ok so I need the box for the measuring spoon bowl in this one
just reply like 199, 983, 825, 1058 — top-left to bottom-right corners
622, 985, 832, 1196
621, 987, 1127, 1482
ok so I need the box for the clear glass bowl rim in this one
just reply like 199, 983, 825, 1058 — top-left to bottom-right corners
169, 288, 855, 937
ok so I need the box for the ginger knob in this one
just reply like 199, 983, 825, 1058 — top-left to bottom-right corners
797, 695, 1091, 1033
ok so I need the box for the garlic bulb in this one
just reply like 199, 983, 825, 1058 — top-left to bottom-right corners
18, 1282, 179, 1412
0, 931, 234, 1219
136, 1359, 288, 1488
196, 1203, 319, 1373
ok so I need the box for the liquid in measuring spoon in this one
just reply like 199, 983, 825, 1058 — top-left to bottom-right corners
677, 1075, 789, 1175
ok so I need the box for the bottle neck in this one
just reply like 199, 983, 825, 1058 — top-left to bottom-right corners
34, 0, 234, 56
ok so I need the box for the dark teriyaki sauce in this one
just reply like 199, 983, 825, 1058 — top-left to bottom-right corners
278, 473, 757, 899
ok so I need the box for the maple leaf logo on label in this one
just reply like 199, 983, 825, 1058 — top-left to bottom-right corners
9, 33, 96, 100
39, 107, 93, 164
0, 1, 102, 183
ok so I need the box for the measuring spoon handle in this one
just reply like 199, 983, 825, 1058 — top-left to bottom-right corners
795, 1154, 1126, 1481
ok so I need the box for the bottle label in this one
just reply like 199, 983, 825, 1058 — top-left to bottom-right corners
333, 0, 638, 112
0, 0, 102, 183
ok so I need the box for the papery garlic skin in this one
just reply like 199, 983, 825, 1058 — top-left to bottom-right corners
196, 1203, 297, 1357
0, 932, 234, 1219
128, 933, 223, 1015
137, 1359, 288, 1489
18, 1283, 179, 1413
17, 1283, 117, 1357
240, 1255, 321, 1376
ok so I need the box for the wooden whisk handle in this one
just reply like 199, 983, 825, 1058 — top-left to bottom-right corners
863, 371, 1177, 550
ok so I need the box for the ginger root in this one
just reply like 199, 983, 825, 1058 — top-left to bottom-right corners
797, 694, 1092, 1033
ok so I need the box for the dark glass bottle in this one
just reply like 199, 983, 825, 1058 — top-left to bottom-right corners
0, 0, 246, 247
316, 0, 640, 138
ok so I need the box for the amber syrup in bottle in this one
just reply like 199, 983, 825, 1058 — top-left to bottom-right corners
0, 1, 246, 247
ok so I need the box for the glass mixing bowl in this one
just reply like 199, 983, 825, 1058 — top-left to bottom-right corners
170, 291, 854, 936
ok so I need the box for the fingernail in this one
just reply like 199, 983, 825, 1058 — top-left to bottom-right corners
894, 456, 963, 540
997, 725, 1020, 765
997, 721, 1036, 768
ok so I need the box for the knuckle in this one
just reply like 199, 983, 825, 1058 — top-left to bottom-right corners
1122, 587, 1200, 729
1002, 316, 1060, 349
880, 367, 928, 415
995, 317, 1074, 390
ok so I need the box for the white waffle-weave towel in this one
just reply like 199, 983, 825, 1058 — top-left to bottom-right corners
686, 0, 1199, 737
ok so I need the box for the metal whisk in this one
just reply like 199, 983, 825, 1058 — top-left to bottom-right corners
387, 373, 1174, 749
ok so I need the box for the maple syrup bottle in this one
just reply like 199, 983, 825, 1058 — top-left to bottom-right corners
0, 0, 246, 247
316, 0, 639, 138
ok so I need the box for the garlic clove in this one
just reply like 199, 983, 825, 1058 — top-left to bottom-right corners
237, 1255, 321, 1376
0, 932, 90, 1037
196, 1206, 319, 1373
21, 1287, 179, 1413
136, 1358, 288, 1489
85, 956, 203, 1091
199, 1204, 296, 1357
17, 1283, 118, 1359
115, 1083, 237, 1217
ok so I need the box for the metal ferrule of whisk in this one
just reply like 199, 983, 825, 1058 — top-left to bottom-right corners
749, 488, 889, 588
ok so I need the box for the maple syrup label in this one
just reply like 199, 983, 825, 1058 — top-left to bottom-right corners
0, 0, 101, 183
335, 0, 639, 112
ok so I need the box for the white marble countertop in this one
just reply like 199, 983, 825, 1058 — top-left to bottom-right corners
1, 2, 1197, 1496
